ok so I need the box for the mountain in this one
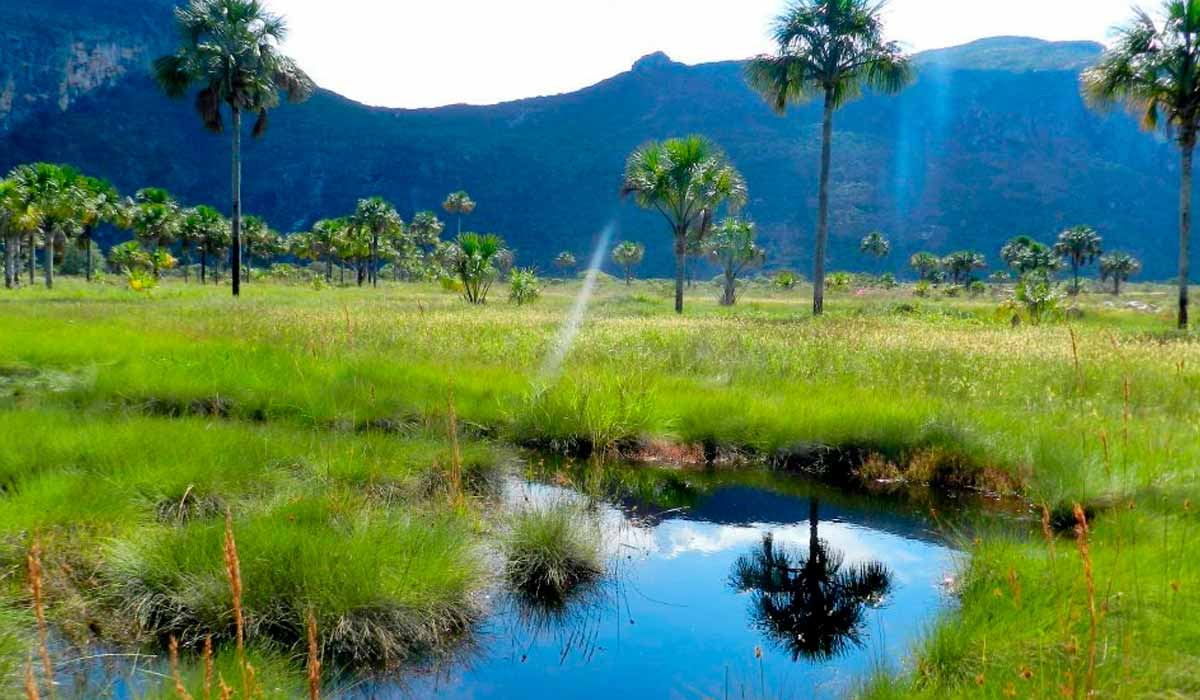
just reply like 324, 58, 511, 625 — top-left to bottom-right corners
0, 14, 1187, 278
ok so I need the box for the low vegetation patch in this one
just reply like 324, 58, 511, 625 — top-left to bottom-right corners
503, 504, 603, 603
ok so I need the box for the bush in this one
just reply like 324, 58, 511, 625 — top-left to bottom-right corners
826, 271, 853, 292
998, 270, 1065, 324
503, 504, 602, 603
914, 280, 932, 298
59, 244, 106, 276
967, 280, 987, 297
877, 272, 898, 289
508, 268, 542, 306
773, 270, 801, 290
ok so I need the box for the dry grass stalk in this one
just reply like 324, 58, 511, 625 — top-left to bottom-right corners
446, 386, 464, 507
203, 636, 214, 700
27, 535, 54, 700
306, 610, 321, 700
1073, 503, 1098, 696
1099, 430, 1112, 478
1006, 567, 1022, 608
1122, 376, 1131, 447
218, 674, 233, 700
1040, 504, 1056, 561
23, 655, 40, 700
1069, 327, 1083, 392
169, 635, 194, 700
222, 509, 249, 698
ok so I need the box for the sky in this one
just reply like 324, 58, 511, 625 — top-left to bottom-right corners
270, 0, 1136, 109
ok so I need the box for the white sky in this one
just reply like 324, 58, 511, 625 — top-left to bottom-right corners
270, 0, 1136, 109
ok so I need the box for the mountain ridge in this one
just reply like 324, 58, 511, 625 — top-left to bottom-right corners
0, 16, 1186, 279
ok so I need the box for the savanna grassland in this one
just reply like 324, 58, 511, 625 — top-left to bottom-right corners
1, 276, 1199, 698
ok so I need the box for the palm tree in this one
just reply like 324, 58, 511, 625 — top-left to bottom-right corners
1001, 235, 1061, 276
611, 241, 646, 285
729, 499, 892, 661
8, 163, 87, 289
1100, 252, 1143, 295
307, 218, 345, 282
621, 135, 748, 314
746, 0, 913, 315
0, 177, 36, 290
449, 232, 504, 304
942, 250, 987, 286
1054, 225, 1103, 295
351, 197, 403, 287
859, 231, 890, 273
242, 215, 285, 278
181, 205, 228, 284
553, 251, 578, 277
1083, 1, 1200, 327
75, 177, 123, 283
706, 218, 766, 306
442, 191, 477, 237
131, 188, 181, 278
153, 0, 314, 298
908, 252, 940, 282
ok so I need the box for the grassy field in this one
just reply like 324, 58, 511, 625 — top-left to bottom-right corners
1, 275, 1198, 698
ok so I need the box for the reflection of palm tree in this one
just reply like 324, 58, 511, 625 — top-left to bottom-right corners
729, 499, 892, 661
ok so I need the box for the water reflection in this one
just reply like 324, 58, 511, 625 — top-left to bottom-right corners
729, 499, 893, 662
399, 467, 958, 700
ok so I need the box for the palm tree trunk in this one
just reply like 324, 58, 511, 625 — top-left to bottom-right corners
231, 107, 243, 298
813, 89, 835, 316
183, 247, 191, 283
44, 231, 54, 289
723, 271, 736, 306
4, 235, 14, 289
28, 233, 35, 285
1179, 140, 1193, 330
201, 249, 208, 284
1072, 262, 1080, 296
325, 258, 332, 282
85, 238, 93, 282
808, 498, 820, 558
371, 233, 379, 287
674, 229, 686, 314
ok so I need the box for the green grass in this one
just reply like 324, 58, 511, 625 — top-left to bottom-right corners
503, 504, 603, 602
1, 275, 1199, 697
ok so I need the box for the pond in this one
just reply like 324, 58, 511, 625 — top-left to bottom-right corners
55, 464, 964, 699
366, 465, 962, 699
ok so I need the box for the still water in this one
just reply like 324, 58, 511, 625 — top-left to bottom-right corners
375, 468, 960, 699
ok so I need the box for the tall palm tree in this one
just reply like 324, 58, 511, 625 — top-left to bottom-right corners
1054, 225, 1103, 295
908, 251, 940, 282
442, 191, 476, 237
729, 499, 892, 661
1083, 1, 1200, 328
747, 0, 913, 315
131, 188, 182, 278
352, 196, 403, 287
0, 177, 33, 290
153, 0, 314, 298
1001, 235, 1061, 276
241, 215, 285, 278
621, 135, 748, 314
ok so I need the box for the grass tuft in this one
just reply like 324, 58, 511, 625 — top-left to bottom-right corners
503, 504, 603, 603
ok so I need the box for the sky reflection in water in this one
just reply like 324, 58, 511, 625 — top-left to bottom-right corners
399, 476, 958, 700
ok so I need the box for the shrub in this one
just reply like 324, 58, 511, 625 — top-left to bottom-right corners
914, 280, 932, 298
998, 270, 1065, 324
773, 270, 800, 290
826, 271, 852, 292
967, 280, 987, 297
877, 272, 898, 289
503, 504, 602, 603
508, 268, 541, 306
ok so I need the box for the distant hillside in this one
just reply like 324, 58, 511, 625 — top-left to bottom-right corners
0, 17, 1188, 278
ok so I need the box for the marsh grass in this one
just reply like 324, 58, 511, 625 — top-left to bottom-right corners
104, 496, 484, 667
503, 504, 603, 603
3, 279, 1200, 697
